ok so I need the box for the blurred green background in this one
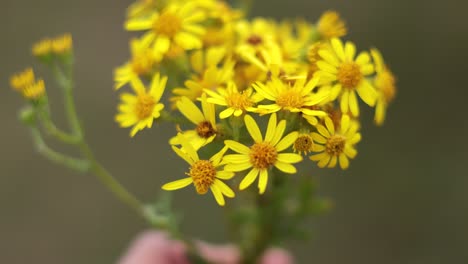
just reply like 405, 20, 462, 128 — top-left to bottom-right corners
1, 0, 467, 263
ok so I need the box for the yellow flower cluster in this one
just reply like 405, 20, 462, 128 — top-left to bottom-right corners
10, 68, 46, 100
32, 33, 73, 58
115, 0, 397, 205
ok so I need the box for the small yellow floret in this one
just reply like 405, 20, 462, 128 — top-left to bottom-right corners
52, 34, 73, 54
22, 79, 46, 100
32, 38, 52, 57
10, 68, 35, 91
317, 10, 347, 39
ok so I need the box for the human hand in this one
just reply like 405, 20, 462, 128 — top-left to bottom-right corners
118, 231, 294, 264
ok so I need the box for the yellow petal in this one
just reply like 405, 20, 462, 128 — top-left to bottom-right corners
216, 170, 235, 180
258, 169, 268, 194
274, 161, 297, 174
224, 140, 250, 154
264, 113, 277, 143
311, 132, 327, 144
239, 168, 259, 190
210, 184, 225, 206
275, 132, 299, 152
277, 153, 303, 163
177, 97, 205, 125
324, 116, 335, 135
224, 162, 252, 172
162, 177, 193, 191
244, 115, 263, 143
331, 38, 345, 61
356, 80, 377, 106
339, 153, 349, 169
349, 90, 359, 117
214, 179, 235, 198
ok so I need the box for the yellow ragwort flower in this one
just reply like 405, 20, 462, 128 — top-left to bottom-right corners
171, 47, 234, 104
115, 74, 167, 137
310, 115, 360, 169
223, 113, 302, 194
114, 38, 161, 90
32, 38, 52, 57
10, 68, 35, 91
125, 2, 206, 55
235, 18, 276, 55
316, 38, 377, 116
170, 94, 218, 150
371, 48, 397, 126
204, 82, 261, 119
52, 33, 73, 54
21, 79, 46, 100
253, 76, 329, 119
162, 133, 235, 206
316, 10, 347, 39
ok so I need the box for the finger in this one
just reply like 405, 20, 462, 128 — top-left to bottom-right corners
117, 231, 189, 264
195, 240, 241, 264
259, 248, 294, 264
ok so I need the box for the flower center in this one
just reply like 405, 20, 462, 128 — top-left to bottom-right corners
153, 11, 182, 37
226, 91, 252, 110
247, 35, 263, 46
337, 62, 362, 89
276, 89, 304, 109
326, 135, 346, 156
196, 121, 217, 138
249, 142, 278, 169
188, 160, 217, 194
376, 70, 396, 103
132, 50, 155, 75
293, 134, 314, 154
135, 93, 156, 119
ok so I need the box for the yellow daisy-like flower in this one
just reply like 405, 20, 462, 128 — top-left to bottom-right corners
125, 2, 206, 55
253, 76, 329, 119
223, 113, 302, 194
114, 38, 161, 90
170, 94, 218, 150
115, 74, 167, 137
10, 68, 35, 91
21, 79, 46, 100
32, 38, 52, 57
235, 18, 277, 63
316, 10, 347, 39
162, 133, 235, 206
51, 33, 73, 54
171, 47, 234, 104
239, 42, 299, 78
371, 48, 397, 126
204, 82, 262, 119
316, 38, 377, 116
310, 114, 360, 169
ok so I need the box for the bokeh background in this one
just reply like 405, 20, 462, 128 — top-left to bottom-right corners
1, 0, 467, 263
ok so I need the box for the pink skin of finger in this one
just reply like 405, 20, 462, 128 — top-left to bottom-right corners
118, 231, 294, 264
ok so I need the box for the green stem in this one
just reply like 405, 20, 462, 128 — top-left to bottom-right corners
30, 127, 89, 172
48, 62, 146, 218
37, 101, 80, 144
